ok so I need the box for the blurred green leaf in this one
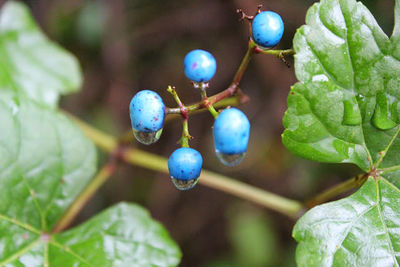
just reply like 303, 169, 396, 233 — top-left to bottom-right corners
284, 0, 400, 265
0, 92, 97, 232
0, 1, 82, 108
206, 259, 238, 267
76, 1, 106, 48
0, 92, 97, 264
229, 206, 279, 267
0, 1, 181, 266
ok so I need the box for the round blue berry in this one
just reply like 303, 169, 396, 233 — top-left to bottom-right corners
168, 147, 203, 181
213, 108, 250, 166
184, 49, 217, 83
252, 11, 284, 48
129, 90, 165, 133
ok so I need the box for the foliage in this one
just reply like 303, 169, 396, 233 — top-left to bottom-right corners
0, 1, 180, 266
283, 0, 400, 265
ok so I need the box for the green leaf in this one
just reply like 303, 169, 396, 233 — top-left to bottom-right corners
52, 203, 181, 267
284, 0, 400, 265
0, 91, 93, 259
392, 0, 400, 59
0, 92, 97, 232
293, 177, 400, 267
0, 1, 82, 108
282, 0, 400, 173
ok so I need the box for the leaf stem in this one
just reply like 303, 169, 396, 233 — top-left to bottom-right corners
52, 160, 117, 233
305, 173, 368, 208
67, 113, 304, 218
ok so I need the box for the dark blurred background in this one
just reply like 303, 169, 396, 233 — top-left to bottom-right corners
6, 0, 395, 266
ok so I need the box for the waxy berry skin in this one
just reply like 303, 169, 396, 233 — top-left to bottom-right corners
213, 108, 250, 155
183, 49, 217, 83
252, 11, 284, 48
168, 147, 203, 181
129, 90, 165, 133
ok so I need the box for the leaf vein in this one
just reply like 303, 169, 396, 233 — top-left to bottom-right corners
305, 38, 347, 90
0, 213, 41, 234
331, 204, 376, 257
50, 240, 94, 266
375, 179, 399, 267
297, 88, 362, 146
42, 114, 65, 223
0, 238, 40, 266
338, 1, 373, 167
374, 125, 400, 168
15, 111, 46, 230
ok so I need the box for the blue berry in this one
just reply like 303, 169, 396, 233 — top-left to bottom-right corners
184, 49, 217, 83
213, 108, 250, 166
168, 147, 203, 190
129, 90, 165, 145
252, 11, 284, 48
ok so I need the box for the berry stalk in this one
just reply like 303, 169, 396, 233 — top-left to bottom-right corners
166, 44, 293, 117
232, 40, 256, 86
180, 119, 191, 148
199, 85, 219, 119
169, 41, 257, 115
121, 94, 249, 145
166, 86, 193, 147
167, 86, 187, 118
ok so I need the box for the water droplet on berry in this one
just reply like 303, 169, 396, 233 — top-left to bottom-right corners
133, 128, 163, 145
171, 177, 199, 190
216, 151, 246, 167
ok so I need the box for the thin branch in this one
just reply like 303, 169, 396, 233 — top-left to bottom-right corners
121, 148, 302, 218
67, 113, 304, 219
256, 48, 294, 56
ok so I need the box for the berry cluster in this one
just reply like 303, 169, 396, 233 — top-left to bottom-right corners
129, 7, 285, 190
